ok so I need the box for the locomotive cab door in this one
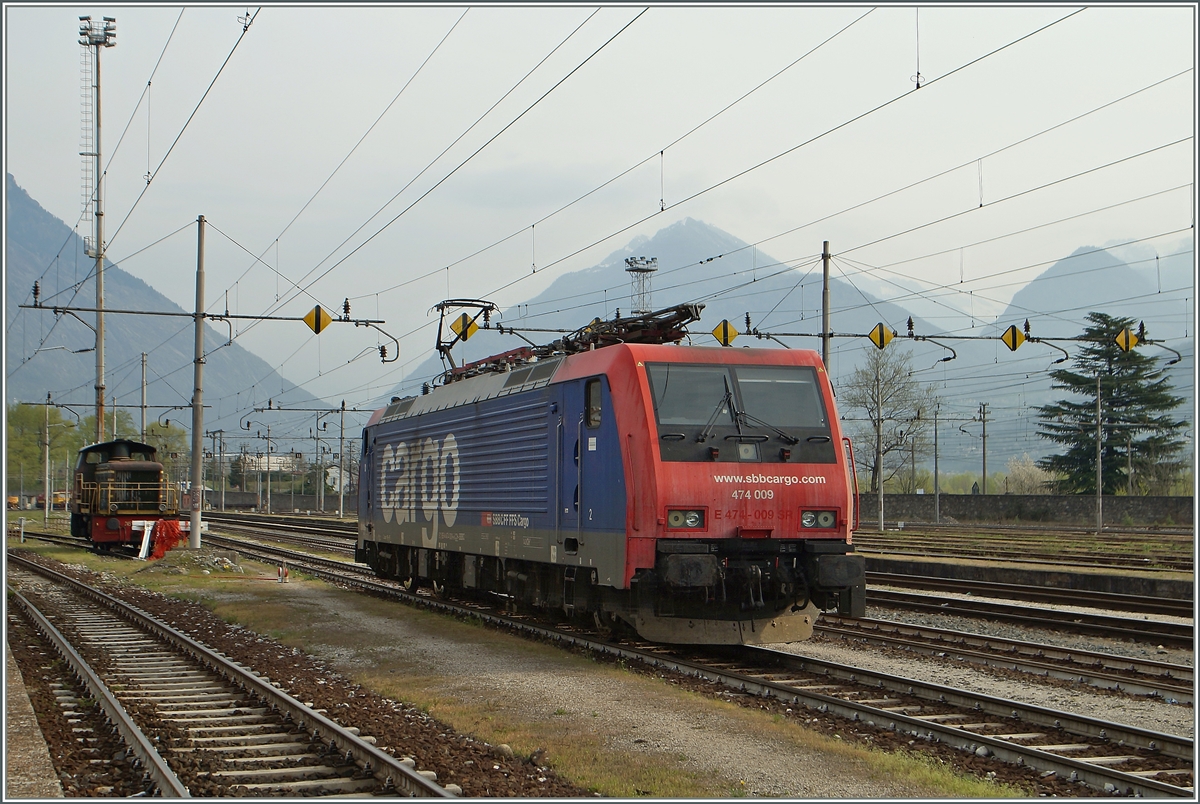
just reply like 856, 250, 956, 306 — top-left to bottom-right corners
557, 377, 617, 556
557, 383, 584, 550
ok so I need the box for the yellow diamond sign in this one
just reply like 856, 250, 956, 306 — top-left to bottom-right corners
303, 305, 333, 334
868, 323, 894, 350
1114, 328, 1139, 352
1000, 325, 1026, 352
712, 319, 739, 347
450, 312, 479, 341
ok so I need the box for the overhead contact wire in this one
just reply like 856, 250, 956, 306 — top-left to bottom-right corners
105, 7, 261, 253
480, 8, 1089, 301
289, 7, 649, 302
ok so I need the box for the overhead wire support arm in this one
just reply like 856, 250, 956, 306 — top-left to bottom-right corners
20, 301, 395, 362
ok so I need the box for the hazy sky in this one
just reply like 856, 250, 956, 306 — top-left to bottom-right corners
4, 3, 1196, 410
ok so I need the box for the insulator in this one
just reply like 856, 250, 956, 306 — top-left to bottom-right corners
1024, 319, 1031, 335
745, 312, 751, 331
32, 281, 40, 305
1137, 321, 1146, 339
422, 382, 430, 396
343, 298, 351, 319
379, 345, 387, 360
483, 309, 491, 328
907, 317, 914, 335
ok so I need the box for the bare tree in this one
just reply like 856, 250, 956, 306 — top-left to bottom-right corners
838, 347, 938, 493
1005, 453, 1051, 494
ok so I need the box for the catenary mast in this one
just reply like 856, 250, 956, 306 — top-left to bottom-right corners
79, 15, 116, 442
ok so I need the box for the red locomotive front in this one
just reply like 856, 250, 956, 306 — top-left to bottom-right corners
556, 343, 865, 644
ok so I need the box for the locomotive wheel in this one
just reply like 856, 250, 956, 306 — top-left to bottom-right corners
593, 610, 620, 638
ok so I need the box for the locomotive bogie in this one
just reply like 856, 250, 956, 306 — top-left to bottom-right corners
359, 343, 866, 645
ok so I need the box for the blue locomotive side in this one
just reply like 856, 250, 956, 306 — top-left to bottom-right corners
359, 365, 628, 594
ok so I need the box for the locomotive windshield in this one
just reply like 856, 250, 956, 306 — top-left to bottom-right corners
649, 365, 736, 426
646, 362, 834, 463
735, 366, 827, 429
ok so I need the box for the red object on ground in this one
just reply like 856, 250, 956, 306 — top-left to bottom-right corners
149, 519, 183, 561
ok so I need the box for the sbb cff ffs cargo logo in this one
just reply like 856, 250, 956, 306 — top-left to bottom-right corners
378, 434, 460, 529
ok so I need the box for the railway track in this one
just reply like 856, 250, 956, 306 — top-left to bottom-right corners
201, 521, 1195, 650
197, 534, 1195, 797
868, 572, 1193, 618
853, 527, 1193, 573
817, 616, 1194, 704
868, 589, 1193, 649
6, 552, 454, 798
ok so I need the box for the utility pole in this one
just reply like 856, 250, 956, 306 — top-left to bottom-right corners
338, 400, 346, 518
312, 416, 330, 513
875, 364, 883, 531
978, 402, 989, 494
933, 405, 940, 524
43, 393, 51, 525
821, 240, 831, 369
79, 16, 116, 443
206, 430, 225, 512
1096, 372, 1102, 535
140, 352, 147, 440
189, 215, 206, 548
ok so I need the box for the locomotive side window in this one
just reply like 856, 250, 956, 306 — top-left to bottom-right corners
647, 365, 735, 426
585, 379, 602, 428
735, 366, 827, 428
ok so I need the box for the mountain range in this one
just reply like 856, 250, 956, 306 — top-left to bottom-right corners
7, 174, 1193, 475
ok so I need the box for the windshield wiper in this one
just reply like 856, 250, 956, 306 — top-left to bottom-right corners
697, 377, 738, 443
736, 410, 800, 445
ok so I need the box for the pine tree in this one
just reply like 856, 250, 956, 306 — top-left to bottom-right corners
1036, 312, 1186, 494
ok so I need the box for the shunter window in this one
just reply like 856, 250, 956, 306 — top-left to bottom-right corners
585, 379, 602, 428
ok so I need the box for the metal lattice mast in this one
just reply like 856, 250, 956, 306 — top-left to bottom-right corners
79, 15, 116, 443
625, 256, 658, 316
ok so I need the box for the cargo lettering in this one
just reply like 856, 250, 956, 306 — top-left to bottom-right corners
379, 434, 460, 536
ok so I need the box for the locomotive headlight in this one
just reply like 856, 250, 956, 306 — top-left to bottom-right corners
667, 509, 704, 529
801, 510, 837, 528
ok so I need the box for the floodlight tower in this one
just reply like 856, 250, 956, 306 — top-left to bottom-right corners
625, 256, 658, 315
79, 15, 116, 443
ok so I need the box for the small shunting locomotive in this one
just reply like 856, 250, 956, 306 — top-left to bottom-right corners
71, 438, 179, 550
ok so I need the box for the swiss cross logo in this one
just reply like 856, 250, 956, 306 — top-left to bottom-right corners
481, 512, 493, 527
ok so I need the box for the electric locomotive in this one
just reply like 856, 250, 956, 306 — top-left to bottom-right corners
70, 438, 179, 549
357, 302, 865, 645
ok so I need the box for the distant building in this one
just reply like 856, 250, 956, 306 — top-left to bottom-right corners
240, 454, 300, 473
